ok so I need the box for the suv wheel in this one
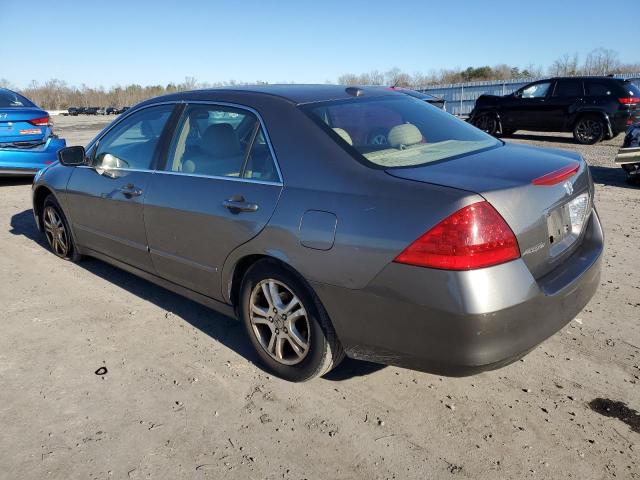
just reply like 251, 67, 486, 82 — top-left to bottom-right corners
573, 115, 604, 145
240, 259, 344, 382
473, 113, 498, 136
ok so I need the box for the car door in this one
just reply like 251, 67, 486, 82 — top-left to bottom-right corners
65, 104, 176, 272
546, 79, 585, 130
503, 81, 553, 130
143, 103, 283, 300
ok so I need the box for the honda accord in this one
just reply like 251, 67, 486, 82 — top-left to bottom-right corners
32, 85, 603, 381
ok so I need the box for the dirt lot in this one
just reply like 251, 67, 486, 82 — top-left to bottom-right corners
1, 115, 639, 480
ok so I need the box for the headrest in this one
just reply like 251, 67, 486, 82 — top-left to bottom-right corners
387, 123, 422, 147
333, 127, 353, 146
201, 123, 241, 157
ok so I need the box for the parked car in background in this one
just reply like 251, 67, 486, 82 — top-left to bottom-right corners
33, 85, 602, 381
67, 106, 81, 116
469, 76, 640, 144
0, 88, 66, 175
615, 122, 640, 183
390, 87, 446, 110
114, 106, 130, 115
96, 107, 107, 115
84, 107, 99, 115
106, 107, 116, 115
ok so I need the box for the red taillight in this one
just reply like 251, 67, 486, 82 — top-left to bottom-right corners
394, 201, 520, 270
28, 116, 49, 126
619, 97, 640, 105
531, 162, 579, 186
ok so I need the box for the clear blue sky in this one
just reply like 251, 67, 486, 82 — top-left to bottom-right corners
1, 0, 637, 88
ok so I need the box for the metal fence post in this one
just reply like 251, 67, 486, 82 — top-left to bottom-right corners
460, 84, 464, 116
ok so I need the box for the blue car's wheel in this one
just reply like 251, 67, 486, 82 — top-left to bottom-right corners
42, 195, 81, 262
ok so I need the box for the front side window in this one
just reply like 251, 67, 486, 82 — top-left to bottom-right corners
302, 95, 499, 169
520, 82, 551, 98
165, 104, 279, 181
93, 105, 174, 170
553, 80, 583, 97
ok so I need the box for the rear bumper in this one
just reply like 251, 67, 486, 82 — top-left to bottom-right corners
314, 209, 603, 376
0, 137, 66, 176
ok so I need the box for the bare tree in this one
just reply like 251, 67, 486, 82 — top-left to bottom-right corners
583, 48, 620, 75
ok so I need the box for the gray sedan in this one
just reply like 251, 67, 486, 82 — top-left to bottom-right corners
32, 85, 603, 381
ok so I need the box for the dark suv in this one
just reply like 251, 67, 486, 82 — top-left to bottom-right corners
469, 76, 640, 144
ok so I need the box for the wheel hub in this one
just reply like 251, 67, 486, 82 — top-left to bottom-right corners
249, 279, 311, 366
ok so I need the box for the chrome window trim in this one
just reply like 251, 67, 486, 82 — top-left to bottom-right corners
153, 169, 282, 186
85, 100, 284, 185
76, 165, 154, 174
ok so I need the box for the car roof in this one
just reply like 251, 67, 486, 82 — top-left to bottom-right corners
157, 84, 397, 106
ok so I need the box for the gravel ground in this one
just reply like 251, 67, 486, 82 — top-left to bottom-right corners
1, 116, 638, 480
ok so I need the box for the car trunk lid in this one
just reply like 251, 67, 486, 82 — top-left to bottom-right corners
385, 143, 593, 279
0, 107, 49, 144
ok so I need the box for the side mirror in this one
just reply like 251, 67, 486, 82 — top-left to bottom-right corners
58, 146, 86, 166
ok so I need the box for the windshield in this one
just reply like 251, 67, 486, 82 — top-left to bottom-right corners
302, 95, 499, 168
0, 90, 36, 108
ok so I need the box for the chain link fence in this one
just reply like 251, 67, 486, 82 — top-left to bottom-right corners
420, 73, 640, 116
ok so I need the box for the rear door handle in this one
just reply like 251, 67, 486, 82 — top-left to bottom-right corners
120, 184, 143, 198
222, 198, 259, 213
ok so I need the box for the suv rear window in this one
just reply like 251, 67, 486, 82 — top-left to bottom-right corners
584, 81, 613, 96
0, 90, 35, 108
302, 96, 498, 168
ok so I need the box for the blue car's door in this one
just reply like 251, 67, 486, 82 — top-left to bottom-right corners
142, 103, 282, 300
65, 104, 176, 272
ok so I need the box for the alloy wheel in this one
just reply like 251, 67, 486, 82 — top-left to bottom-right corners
475, 114, 497, 134
575, 119, 602, 144
43, 206, 69, 257
249, 279, 311, 365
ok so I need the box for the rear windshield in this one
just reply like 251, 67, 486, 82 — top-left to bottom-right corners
622, 81, 640, 98
302, 95, 498, 168
0, 90, 35, 108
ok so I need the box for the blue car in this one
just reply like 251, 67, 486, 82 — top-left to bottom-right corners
0, 88, 66, 176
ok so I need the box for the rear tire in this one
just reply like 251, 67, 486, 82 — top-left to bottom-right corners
472, 113, 499, 136
573, 115, 605, 145
239, 259, 344, 382
42, 195, 81, 262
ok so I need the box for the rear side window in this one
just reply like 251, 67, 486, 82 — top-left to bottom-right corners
0, 89, 36, 108
302, 95, 499, 169
553, 80, 583, 97
585, 81, 613, 97
165, 104, 279, 182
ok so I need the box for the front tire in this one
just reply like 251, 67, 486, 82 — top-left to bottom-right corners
473, 113, 499, 136
239, 259, 344, 381
42, 195, 81, 262
573, 115, 605, 145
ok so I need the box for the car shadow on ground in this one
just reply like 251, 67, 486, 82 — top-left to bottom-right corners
0, 177, 33, 187
9, 208, 385, 381
506, 133, 577, 144
589, 165, 638, 190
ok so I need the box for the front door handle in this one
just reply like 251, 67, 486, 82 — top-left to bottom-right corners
222, 197, 259, 213
120, 184, 143, 198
